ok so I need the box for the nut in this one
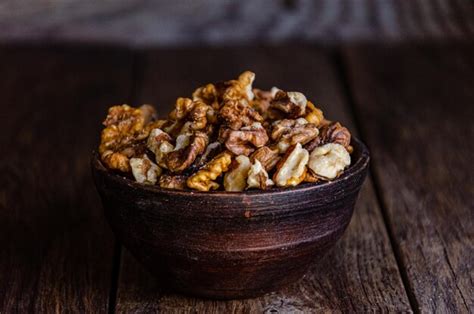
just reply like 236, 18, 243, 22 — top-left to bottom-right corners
319, 122, 351, 149
247, 159, 274, 190
223, 122, 269, 156
273, 143, 309, 187
271, 118, 319, 153
304, 101, 325, 126
222, 71, 255, 102
187, 151, 233, 191
223, 155, 252, 191
100, 104, 157, 172
270, 91, 307, 118
308, 143, 350, 180
219, 99, 263, 130
250, 146, 280, 171
147, 128, 174, 167
159, 174, 188, 190
166, 132, 209, 172
101, 150, 131, 172
130, 155, 162, 185
192, 83, 220, 109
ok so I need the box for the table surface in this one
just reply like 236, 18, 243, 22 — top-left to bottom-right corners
0, 42, 472, 313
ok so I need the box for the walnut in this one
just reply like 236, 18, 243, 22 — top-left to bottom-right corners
187, 151, 233, 191
271, 118, 319, 153
192, 141, 222, 170
308, 143, 350, 180
251, 87, 284, 120
100, 104, 156, 172
219, 99, 263, 130
223, 122, 269, 156
130, 155, 162, 185
222, 71, 255, 102
192, 83, 220, 109
319, 122, 351, 149
304, 101, 325, 126
270, 91, 307, 118
273, 143, 309, 187
250, 146, 280, 171
147, 128, 174, 167
169, 97, 194, 121
159, 174, 188, 190
247, 159, 274, 190
166, 132, 209, 173
101, 150, 131, 172
223, 155, 252, 191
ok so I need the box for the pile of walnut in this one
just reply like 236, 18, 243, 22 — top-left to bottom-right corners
99, 71, 353, 192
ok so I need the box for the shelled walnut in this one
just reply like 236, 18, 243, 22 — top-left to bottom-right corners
98, 71, 353, 191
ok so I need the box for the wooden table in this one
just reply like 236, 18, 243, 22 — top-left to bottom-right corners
1, 42, 472, 313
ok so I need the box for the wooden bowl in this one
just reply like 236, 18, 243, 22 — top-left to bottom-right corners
92, 138, 369, 299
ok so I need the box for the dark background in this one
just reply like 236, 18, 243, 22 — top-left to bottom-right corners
1, 1, 473, 313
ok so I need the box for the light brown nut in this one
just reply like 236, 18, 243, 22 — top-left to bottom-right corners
273, 143, 309, 187
166, 132, 209, 173
168, 97, 194, 121
304, 101, 325, 126
101, 150, 131, 172
271, 118, 319, 153
187, 151, 233, 191
270, 91, 307, 118
186, 100, 210, 131
319, 122, 352, 149
219, 99, 263, 130
147, 128, 174, 167
222, 71, 256, 102
250, 146, 280, 172
224, 122, 269, 156
100, 104, 156, 172
130, 155, 162, 185
192, 83, 220, 109
247, 159, 274, 190
224, 155, 252, 191
308, 143, 351, 180
159, 174, 188, 190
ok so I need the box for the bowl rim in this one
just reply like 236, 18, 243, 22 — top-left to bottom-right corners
92, 137, 370, 198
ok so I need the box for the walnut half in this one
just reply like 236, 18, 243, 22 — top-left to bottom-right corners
247, 159, 274, 190
187, 151, 233, 191
308, 143, 350, 180
223, 155, 252, 192
223, 122, 269, 156
130, 155, 162, 185
273, 143, 309, 187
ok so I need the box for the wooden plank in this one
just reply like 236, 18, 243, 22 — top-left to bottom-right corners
0, 45, 133, 312
114, 46, 412, 312
0, 0, 472, 46
343, 43, 474, 312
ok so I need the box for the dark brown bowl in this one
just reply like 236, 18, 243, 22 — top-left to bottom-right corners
92, 138, 369, 299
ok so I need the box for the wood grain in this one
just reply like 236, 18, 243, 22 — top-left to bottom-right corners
0, 0, 472, 46
114, 46, 412, 312
343, 43, 474, 312
0, 45, 133, 312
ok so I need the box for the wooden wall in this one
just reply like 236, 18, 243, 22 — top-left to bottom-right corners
0, 0, 472, 46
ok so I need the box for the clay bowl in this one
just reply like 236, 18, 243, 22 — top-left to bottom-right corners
92, 137, 369, 299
